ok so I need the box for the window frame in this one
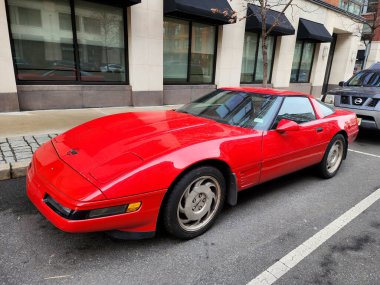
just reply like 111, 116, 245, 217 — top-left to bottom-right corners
163, 16, 218, 85
339, 0, 365, 15
5, 0, 130, 85
240, 32, 277, 84
271, 96, 317, 129
290, 40, 316, 83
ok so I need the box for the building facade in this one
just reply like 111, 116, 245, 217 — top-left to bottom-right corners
359, 0, 380, 69
0, 0, 364, 112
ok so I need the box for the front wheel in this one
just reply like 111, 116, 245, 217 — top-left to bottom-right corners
163, 166, 226, 239
317, 134, 346, 179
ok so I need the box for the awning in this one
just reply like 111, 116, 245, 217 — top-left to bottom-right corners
297, 18, 332, 42
164, 0, 234, 25
245, 4, 295, 36
87, 0, 141, 7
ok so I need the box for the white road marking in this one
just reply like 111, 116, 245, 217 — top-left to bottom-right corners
44, 275, 71, 280
247, 187, 380, 285
348, 149, 380, 159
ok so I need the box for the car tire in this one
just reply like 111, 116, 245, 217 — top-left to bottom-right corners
317, 134, 346, 179
163, 166, 226, 239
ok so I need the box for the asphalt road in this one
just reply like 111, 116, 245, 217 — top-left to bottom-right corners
1, 130, 379, 285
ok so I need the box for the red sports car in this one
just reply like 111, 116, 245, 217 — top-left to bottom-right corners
27, 88, 359, 239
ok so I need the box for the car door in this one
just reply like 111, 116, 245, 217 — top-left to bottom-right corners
260, 96, 325, 183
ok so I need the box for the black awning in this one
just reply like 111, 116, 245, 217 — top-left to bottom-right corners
245, 4, 295, 36
164, 0, 234, 25
87, 0, 141, 7
297, 18, 332, 42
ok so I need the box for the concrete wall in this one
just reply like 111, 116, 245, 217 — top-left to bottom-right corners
128, 0, 164, 106
365, 42, 380, 68
0, 0, 19, 112
17, 85, 132, 110
214, 0, 246, 88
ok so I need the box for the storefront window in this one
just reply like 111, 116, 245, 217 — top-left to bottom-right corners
76, 1, 125, 82
290, 40, 315, 83
8, 0, 126, 83
164, 17, 217, 84
240, 32, 275, 83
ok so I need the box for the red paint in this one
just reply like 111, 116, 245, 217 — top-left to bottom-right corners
26, 88, 359, 236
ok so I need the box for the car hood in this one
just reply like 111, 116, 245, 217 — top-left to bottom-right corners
52, 111, 243, 185
328, 86, 380, 98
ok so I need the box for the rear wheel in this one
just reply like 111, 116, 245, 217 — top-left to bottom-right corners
163, 166, 226, 239
318, 134, 346, 179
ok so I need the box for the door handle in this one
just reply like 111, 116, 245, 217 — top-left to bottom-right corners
316, 127, 323, 133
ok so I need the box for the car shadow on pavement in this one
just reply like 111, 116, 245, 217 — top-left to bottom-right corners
355, 128, 380, 144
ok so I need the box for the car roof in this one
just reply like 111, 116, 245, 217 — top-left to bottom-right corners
220, 87, 311, 97
368, 62, 380, 70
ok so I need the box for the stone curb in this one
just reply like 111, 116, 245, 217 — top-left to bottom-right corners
0, 133, 56, 181
0, 163, 11, 180
0, 160, 31, 181
11, 161, 31, 179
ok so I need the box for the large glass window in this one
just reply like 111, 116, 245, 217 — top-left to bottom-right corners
240, 32, 276, 83
164, 17, 217, 84
290, 40, 315, 83
8, 0, 126, 83
338, 0, 365, 15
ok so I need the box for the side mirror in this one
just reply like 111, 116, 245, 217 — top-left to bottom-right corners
276, 119, 300, 133
338, 81, 345, 87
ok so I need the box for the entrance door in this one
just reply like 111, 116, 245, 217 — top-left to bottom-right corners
322, 33, 338, 95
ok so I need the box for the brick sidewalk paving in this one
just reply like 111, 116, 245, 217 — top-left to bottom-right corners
0, 134, 58, 180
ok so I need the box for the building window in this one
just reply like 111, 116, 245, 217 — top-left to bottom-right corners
366, 0, 378, 13
290, 40, 315, 83
8, 0, 127, 84
338, 0, 365, 15
164, 17, 217, 84
240, 32, 276, 83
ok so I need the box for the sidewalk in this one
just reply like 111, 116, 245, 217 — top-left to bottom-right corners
0, 105, 180, 180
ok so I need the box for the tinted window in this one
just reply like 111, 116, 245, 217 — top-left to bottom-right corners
240, 32, 276, 83
164, 18, 216, 84
274, 96, 316, 127
8, 0, 126, 83
290, 41, 315, 83
177, 90, 282, 130
347, 70, 380, 86
316, 100, 335, 117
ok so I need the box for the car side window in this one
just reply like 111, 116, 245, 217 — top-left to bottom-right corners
316, 100, 335, 117
273, 96, 316, 128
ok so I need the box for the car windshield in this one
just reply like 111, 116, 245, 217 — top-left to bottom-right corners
346, 70, 380, 87
177, 90, 282, 130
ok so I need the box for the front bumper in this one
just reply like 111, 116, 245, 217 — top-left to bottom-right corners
27, 163, 166, 235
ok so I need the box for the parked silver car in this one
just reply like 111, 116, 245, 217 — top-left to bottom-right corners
324, 68, 380, 130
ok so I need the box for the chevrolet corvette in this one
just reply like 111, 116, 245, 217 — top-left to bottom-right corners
27, 87, 359, 239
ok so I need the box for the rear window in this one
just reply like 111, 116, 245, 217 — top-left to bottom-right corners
316, 100, 335, 117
